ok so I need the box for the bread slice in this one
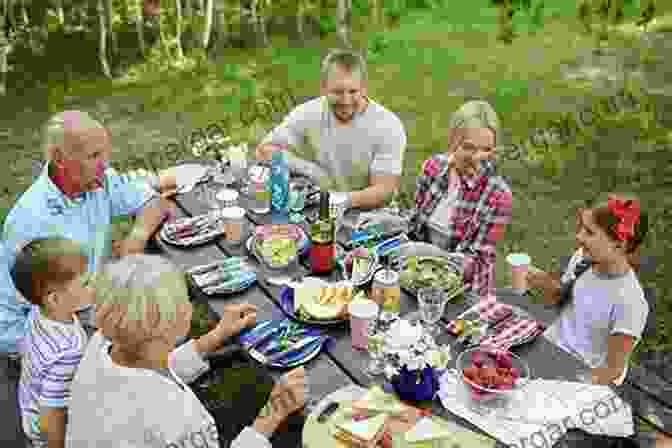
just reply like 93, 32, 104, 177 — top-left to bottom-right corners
333, 413, 388, 448
352, 387, 407, 416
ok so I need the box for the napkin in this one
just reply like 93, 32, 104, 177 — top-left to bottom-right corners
479, 317, 546, 350
437, 370, 634, 447
387, 319, 423, 349
445, 296, 513, 336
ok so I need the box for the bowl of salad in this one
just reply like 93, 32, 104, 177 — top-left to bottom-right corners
249, 224, 310, 270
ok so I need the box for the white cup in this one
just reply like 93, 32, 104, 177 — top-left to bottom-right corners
506, 253, 531, 294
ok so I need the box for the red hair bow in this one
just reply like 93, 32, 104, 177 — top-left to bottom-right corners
608, 197, 640, 242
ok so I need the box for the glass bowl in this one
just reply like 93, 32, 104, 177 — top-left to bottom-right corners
456, 347, 531, 413
252, 224, 309, 270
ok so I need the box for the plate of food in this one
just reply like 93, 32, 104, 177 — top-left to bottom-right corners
159, 213, 225, 247
185, 257, 257, 296
246, 224, 311, 269
397, 255, 465, 300
280, 278, 361, 325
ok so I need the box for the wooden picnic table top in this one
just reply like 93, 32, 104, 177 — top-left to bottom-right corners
158, 174, 672, 446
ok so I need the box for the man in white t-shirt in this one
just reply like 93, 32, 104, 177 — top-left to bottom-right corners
256, 48, 407, 211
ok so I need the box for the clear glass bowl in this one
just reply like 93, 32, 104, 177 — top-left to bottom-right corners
456, 347, 531, 413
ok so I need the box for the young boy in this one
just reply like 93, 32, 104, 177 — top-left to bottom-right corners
11, 238, 94, 448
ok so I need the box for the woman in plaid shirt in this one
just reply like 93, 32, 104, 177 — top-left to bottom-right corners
408, 101, 513, 299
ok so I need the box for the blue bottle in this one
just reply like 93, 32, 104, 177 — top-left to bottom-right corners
271, 145, 290, 222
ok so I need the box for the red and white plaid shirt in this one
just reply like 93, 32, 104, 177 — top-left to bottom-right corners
408, 154, 513, 299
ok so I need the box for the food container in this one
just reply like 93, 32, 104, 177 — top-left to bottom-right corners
371, 269, 401, 317
456, 348, 530, 413
216, 189, 239, 208
221, 207, 246, 245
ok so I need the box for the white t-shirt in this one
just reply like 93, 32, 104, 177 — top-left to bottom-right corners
426, 162, 461, 247
262, 96, 407, 190
544, 267, 648, 382
66, 332, 271, 448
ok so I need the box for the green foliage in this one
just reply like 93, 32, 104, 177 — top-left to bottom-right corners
318, 15, 337, 36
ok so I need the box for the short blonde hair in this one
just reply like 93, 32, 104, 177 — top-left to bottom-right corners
93, 255, 190, 346
42, 110, 105, 161
447, 101, 500, 152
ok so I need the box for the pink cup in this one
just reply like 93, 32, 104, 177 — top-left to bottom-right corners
506, 253, 531, 294
349, 300, 379, 350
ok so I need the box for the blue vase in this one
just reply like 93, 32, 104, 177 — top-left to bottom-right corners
392, 366, 438, 402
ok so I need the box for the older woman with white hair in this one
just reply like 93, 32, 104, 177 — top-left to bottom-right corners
66, 254, 306, 448
0, 110, 177, 356
407, 100, 513, 299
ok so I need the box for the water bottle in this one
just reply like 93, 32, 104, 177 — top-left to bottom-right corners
271, 144, 290, 217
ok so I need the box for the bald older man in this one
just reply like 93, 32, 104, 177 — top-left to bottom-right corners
0, 110, 177, 356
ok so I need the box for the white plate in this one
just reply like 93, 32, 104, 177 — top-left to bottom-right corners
165, 164, 210, 190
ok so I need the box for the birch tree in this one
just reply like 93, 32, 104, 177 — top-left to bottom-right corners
135, 0, 146, 56
202, 0, 212, 48
97, 0, 112, 78
175, 0, 184, 58
336, 0, 352, 48
104, 0, 117, 57
0, 0, 10, 96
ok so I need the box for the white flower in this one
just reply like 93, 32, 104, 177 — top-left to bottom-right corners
384, 364, 399, 380
405, 355, 425, 372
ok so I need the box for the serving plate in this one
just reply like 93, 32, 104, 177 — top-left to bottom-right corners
280, 279, 350, 326
159, 215, 225, 247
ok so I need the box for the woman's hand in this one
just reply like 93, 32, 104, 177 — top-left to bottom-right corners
254, 367, 306, 437
216, 303, 258, 339
194, 303, 257, 356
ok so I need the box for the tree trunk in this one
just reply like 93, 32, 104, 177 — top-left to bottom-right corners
97, 0, 112, 78
296, 0, 305, 41
104, 0, 117, 57
55, 0, 65, 25
0, 3, 8, 96
202, 0, 212, 49
135, 0, 146, 56
175, 0, 184, 58
252, 0, 268, 47
370, 0, 381, 26
336, 0, 351, 48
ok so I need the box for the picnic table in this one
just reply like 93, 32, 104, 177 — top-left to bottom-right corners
155, 170, 672, 447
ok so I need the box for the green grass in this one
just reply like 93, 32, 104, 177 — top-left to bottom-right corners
2, 0, 671, 358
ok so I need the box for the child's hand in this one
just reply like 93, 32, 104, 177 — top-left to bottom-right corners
215, 303, 258, 340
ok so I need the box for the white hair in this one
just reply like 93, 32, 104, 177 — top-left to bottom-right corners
94, 254, 189, 324
42, 110, 105, 161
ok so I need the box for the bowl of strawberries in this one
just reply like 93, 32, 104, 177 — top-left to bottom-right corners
456, 348, 530, 412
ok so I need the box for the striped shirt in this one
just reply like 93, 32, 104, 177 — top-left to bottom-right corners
18, 308, 88, 447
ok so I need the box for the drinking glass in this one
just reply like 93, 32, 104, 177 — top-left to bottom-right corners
289, 184, 306, 212
366, 320, 386, 377
199, 184, 219, 210
230, 155, 248, 186
418, 288, 448, 338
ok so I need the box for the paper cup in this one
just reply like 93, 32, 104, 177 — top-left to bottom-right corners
349, 300, 379, 350
506, 253, 531, 294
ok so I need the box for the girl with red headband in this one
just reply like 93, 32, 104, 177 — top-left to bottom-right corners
535, 193, 650, 386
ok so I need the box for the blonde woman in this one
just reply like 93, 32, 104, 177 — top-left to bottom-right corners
408, 101, 513, 299
66, 254, 305, 448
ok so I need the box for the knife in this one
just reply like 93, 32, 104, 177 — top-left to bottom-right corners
256, 335, 323, 365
